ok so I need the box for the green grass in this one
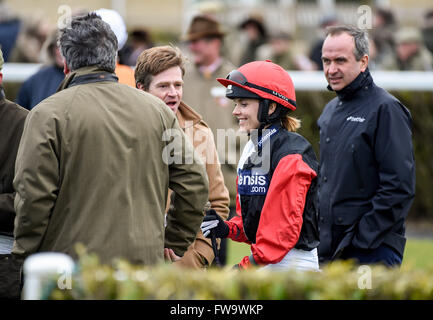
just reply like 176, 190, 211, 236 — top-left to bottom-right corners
402, 238, 433, 269
227, 238, 433, 270
227, 241, 250, 266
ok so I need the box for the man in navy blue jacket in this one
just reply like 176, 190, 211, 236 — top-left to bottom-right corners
16, 30, 64, 110
317, 25, 415, 267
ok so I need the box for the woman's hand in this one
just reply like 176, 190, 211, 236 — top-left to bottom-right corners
200, 209, 229, 238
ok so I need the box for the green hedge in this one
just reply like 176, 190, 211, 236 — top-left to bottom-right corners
293, 90, 433, 221
47, 249, 433, 300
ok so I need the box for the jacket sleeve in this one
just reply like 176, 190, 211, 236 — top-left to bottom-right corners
12, 109, 60, 257
164, 118, 209, 257
0, 106, 27, 235
226, 215, 250, 243
0, 193, 15, 234
239, 154, 317, 268
352, 102, 415, 250
181, 126, 230, 265
191, 125, 230, 221
203, 128, 230, 221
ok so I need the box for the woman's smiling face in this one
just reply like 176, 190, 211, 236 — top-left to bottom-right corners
232, 98, 260, 133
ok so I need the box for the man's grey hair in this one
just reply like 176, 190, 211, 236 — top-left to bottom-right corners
58, 13, 118, 72
325, 25, 369, 61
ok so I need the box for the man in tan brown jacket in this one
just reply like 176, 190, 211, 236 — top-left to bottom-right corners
12, 13, 208, 265
135, 45, 230, 268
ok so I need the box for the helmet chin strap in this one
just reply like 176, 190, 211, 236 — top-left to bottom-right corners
257, 99, 272, 132
257, 100, 288, 132
249, 100, 289, 139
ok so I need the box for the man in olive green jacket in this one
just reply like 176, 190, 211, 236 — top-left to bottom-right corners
12, 13, 209, 265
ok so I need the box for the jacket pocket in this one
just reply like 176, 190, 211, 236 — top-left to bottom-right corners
332, 205, 368, 226
331, 205, 369, 258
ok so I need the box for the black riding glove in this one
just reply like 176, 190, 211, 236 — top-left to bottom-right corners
200, 209, 229, 238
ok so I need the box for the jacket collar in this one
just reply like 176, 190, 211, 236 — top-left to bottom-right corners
57, 66, 117, 92
176, 101, 203, 129
328, 68, 373, 101
250, 123, 280, 150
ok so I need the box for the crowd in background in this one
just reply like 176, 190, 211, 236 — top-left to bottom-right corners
0, 5, 432, 100
1, 4, 433, 86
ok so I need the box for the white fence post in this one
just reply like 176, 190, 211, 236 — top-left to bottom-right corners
22, 252, 75, 300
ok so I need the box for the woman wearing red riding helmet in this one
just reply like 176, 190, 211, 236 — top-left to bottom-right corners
201, 60, 320, 271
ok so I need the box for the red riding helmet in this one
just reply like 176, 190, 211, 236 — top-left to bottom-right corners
217, 60, 296, 111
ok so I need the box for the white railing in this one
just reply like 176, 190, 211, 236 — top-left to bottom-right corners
3, 63, 433, 91
287, 70, 433, 91
3, 63, 43, 83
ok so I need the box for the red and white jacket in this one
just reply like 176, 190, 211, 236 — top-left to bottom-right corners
226, 124, 319, 269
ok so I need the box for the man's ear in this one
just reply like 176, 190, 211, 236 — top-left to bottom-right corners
63, 60, 70, 75
0, 73, 3, 86
360, 54, 369, 72
136, 82, 143, 90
